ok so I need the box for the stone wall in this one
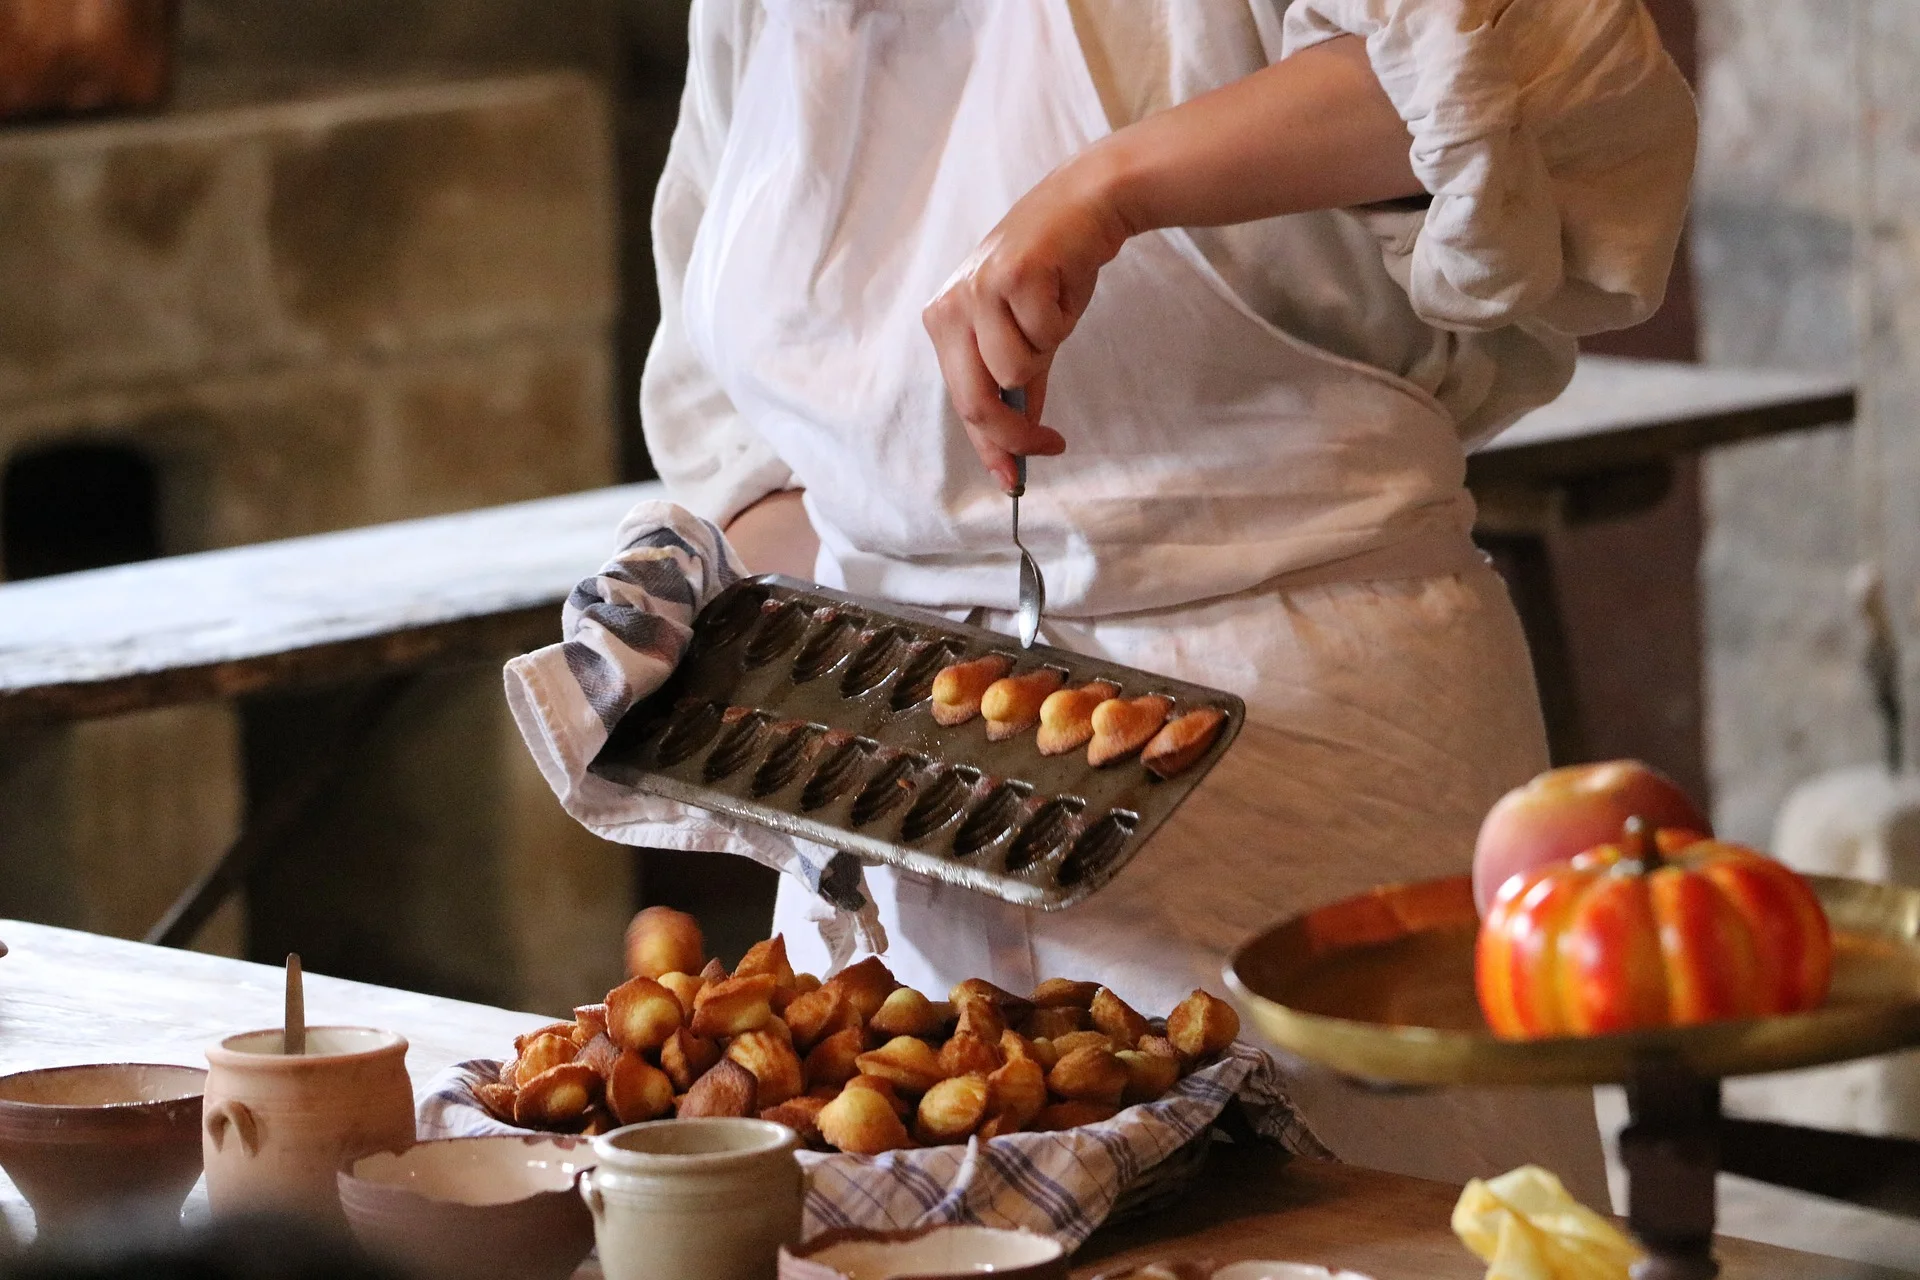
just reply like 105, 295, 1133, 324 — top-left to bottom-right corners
0, 72, 630, 1012
1693, 1, 1882, 845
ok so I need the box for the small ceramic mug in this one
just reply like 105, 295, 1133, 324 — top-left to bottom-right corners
203, 1027, 414, 1226
583, 1118, 804, 1280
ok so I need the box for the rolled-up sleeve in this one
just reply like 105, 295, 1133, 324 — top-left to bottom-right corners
640, 0, 794, 527
1282, 0, 1697, 337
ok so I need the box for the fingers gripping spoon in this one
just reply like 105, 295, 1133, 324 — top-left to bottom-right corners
1000, 387, 1047, 648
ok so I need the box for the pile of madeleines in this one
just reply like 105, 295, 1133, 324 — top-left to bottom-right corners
480, 907, 1240, 1154
928, 656, 1224, 777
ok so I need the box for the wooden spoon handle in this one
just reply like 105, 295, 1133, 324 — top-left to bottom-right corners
284, 953, 305, 1056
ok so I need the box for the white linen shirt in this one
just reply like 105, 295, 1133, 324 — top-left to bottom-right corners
641, 0, 1697, 532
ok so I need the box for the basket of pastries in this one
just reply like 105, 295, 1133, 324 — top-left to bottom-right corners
420, 908, 1325, 1246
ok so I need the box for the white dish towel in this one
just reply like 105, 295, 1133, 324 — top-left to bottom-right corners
502, 498, 887, 967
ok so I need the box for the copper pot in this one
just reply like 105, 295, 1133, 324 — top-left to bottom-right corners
0, 0, 176, 122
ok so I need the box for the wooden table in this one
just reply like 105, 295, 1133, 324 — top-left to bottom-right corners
0, 920, 1900, 1276
1074, 1146, 1914, 1279
0, 918, 551, 1244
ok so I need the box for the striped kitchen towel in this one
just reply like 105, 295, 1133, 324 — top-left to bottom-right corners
418, 1040, 1328, 1249
503, 498, 887, 965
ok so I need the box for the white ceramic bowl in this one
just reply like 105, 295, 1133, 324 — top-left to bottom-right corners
338, 1135, 596, 1280
781, 1224, 1068, 1279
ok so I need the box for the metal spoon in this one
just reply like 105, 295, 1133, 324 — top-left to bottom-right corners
999, 388, 1046, 648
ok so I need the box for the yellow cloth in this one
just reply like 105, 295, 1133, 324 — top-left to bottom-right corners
1453, 1166, 1643, 1280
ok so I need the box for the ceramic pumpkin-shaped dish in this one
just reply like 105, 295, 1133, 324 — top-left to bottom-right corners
1476, 819, 1833, 1039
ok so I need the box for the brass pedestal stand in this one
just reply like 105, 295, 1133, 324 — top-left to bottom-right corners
1228, 874, 1920, 1278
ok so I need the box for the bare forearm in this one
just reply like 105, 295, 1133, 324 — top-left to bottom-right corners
924, 35, 1423, 487
1079, 36, 1421, 240
723, 489, 820, 579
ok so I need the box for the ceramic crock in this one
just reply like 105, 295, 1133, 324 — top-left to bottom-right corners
584, 1117, 803, 1280
203, 1026, 413, 1225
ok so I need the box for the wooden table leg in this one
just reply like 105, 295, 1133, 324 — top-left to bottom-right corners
1476, 530, 1588, 766
1621, 1059, 1722, 1280
144, 674, 415, 949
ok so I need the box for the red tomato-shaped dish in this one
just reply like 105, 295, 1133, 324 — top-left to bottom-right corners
1475, 822, 1832, 1039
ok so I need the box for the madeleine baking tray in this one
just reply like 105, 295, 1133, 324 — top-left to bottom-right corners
590, 576, 1244, 910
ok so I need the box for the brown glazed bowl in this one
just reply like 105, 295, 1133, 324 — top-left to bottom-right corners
0, 1063, 206, 1236
781, 1224, 1070, 1280
338, 1134, 596, 1280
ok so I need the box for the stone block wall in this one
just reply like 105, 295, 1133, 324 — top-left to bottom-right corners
0, 72, 631, 1012
1693, 2, 1881, 845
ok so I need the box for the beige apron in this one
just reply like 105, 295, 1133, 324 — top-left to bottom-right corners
682, 0, 1608, 1203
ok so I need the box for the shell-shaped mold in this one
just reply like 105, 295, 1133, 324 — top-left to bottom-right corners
654, 701, 724, 768
743, 600, 808, 668
752, 722, 826, 797
1004, 797, 1085, 871
951, 783, 1033, 857
840, 627, 906, 698
801, 737, 875, 812
899, 767, 980, 843
850, 754, 922, 827
1056, 810, 1139, 887
703, 709, 773, 781
791, 612, 859, 683
888, 639, 965, 711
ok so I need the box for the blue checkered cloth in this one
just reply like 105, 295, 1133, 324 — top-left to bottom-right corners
418, 1041, 1327, 1249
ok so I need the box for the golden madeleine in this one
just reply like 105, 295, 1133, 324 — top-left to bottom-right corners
760, 1095, 830, 1148
1048, 1045, 1129, 1107
1028, 978, 1100, 1010
916, 1075, 991, 1145
1046, 1030, 1114, 1060
818, 1082, 913, 1155
660, 1028, 721, 1093
727, 1029, 806, 1110
843, 1074, 913, 1119
854, 1035, 947, 1095
607, 1050, 674, 1125
938, 1031, 1004, 1080
625, 905, 705, 980
953, 995, 1007, 1044
981, 669, 1065, 741
985, 1056, 1048, 1133
930, 655, 1014, 726
803, 1027, 866, 1090
782, 983, 859, 1051
869, 987, 944, 1039
1035, 681, 1118, 756
1116, 1049, 1181, 1104
1087, 695, 1172, 767
571, 1005, 609, 1045
1021, 1006, 1088, 1040
573, 1031, 620, 1079
999, 1030, 1040, 1064
514, 1063, 601, 1129
656, 971, 706, 1016
473, 1081, 518, 1125
677, 1058, 758, 1119
825, 955, 900, 1020
734, 935, 797, 989
1166, 989, 1240, 1062
690, 973, 777, 1039
515, 1023, 576, 1056
1089, 988, 1150, 1049
606, 976, 684, 1053
1142, 707, 1228, 779
514, 1033, 578, 1088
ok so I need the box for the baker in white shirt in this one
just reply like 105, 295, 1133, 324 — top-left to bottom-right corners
625, 0, 1695, 1202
